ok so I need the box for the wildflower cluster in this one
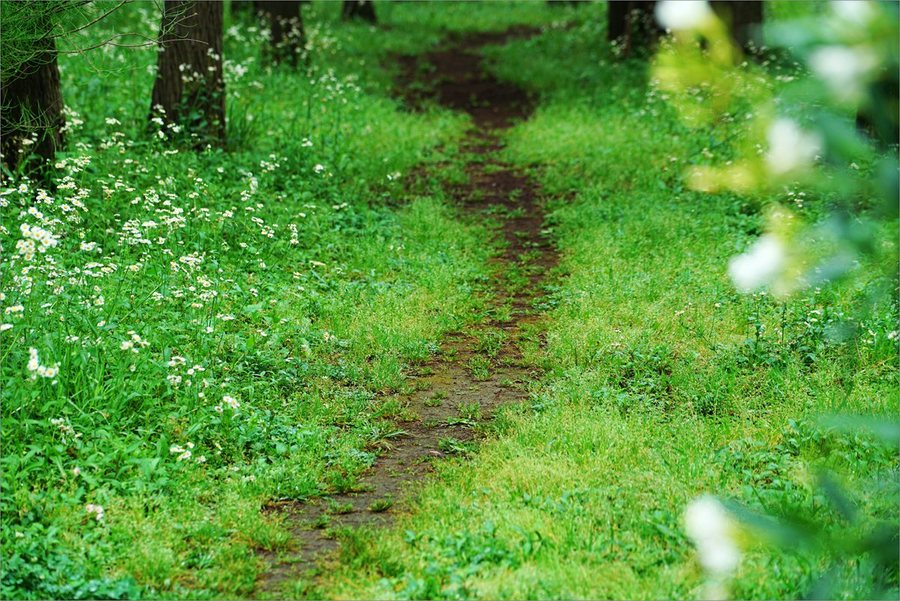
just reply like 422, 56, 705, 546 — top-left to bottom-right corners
28, 348, 59, 381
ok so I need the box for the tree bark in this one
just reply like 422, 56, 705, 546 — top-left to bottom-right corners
150, 0, 225, 147
0, 8, 65, 176
607, 1, 630, 42
710, 1, 763, 53
607, 1, 662, 57
254, 0, 305, 66
342, 0, 376, 24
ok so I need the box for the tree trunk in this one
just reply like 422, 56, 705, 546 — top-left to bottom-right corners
342, 0, 376, 24
607, 1, 630, 42
710, 1, 763, 52
857, 73, 900, 148
607, 1, 661, 57
254, 0, 305, 66
0, 9, 65, 176
150, 0, 225, 147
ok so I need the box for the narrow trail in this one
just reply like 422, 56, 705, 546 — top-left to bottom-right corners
257, 28, 557, 595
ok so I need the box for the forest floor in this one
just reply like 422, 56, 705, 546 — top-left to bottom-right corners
258, 27, 558, 596
2, 3, 895, 601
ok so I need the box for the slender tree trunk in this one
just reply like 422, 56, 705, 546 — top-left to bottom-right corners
342, 0, 376, 24
0, 10, 65, 176
254, 0, 305, 66
150, 0, 225, 147
710, 1, 763, 52
607, 1, 661, 57
607, 1, 630, 43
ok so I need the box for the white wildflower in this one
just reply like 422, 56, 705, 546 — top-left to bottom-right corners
85, 503, 105, 522
170, 443, 194, 461
38, 365, 59, 378
27, 348, 40, 372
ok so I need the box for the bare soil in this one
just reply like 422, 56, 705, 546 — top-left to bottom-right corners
256, 28, 558, 595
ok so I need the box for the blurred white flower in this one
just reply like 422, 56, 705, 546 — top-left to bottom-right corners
808, 45, 878, 103
685, 496, 740, 575
728, 235, 785, 293
765, 118, 821, 175
656, 0, 713, 31
830, 0, 876, 25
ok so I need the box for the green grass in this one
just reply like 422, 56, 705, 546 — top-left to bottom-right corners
0, 2, 511, 599
377, 1, 578, 35
320, 5, 899, 600
2, 1, 896, 600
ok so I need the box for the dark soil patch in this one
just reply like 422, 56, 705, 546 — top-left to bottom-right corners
396, 28, 538, 128
256, 27, 559, 596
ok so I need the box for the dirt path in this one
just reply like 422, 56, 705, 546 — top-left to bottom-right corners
256, 29, 557, 595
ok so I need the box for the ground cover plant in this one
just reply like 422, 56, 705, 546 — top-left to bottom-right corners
316, 2, 899, 599
1, 1, 897, 600
1, 2, 499, 598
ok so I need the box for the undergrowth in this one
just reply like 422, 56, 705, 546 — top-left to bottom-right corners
0, 2, 506, 598
322, 3, 898, 600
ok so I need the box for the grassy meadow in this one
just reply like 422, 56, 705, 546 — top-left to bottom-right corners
318, 4, 899, 600
2, 3, 496, 597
